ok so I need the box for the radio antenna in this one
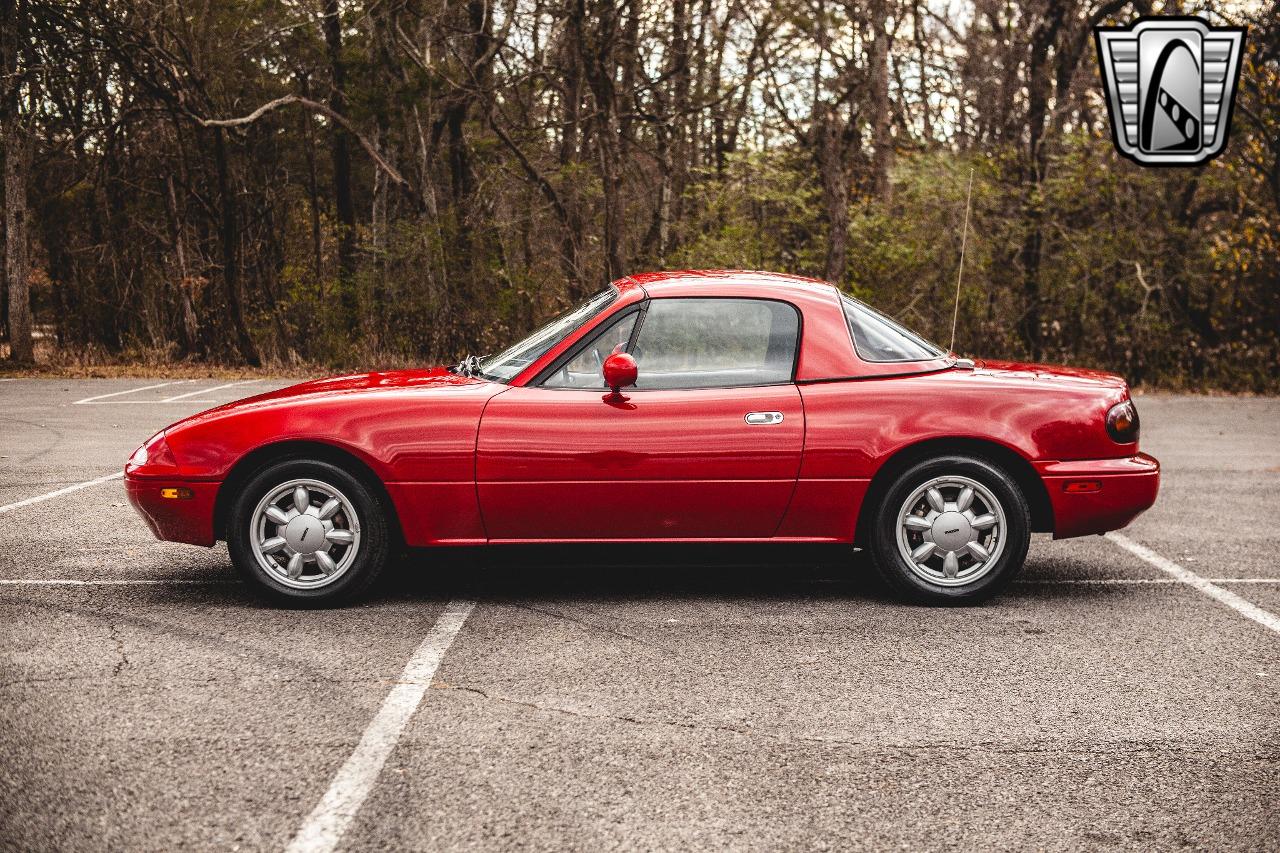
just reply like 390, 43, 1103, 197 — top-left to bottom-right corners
948, 167, 975, 356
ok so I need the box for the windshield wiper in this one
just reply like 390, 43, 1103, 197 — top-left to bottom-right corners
451, 354, 485, 377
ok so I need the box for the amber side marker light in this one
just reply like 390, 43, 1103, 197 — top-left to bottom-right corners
1063, 481, 1101, 494
159, 487, 194, 500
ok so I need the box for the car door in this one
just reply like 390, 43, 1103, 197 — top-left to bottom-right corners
475, 297, 805, 541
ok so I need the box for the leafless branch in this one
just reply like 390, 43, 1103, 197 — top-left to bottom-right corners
196, 94, 418, 203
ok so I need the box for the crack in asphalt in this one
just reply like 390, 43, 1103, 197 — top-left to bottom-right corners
434, 683, 1280, 758
107, 621, 129, 678
0, 674, 411, 690
511, 603, 678, 655
437, 682, 755, 738
0, 594, 362, 703
0, 414, 64, 463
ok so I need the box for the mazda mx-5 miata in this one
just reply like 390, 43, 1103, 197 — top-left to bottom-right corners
126, 271, 1159, 605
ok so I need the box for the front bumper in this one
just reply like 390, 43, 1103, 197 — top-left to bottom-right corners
1039, 453, 1160, 539
125, 476, 220, 546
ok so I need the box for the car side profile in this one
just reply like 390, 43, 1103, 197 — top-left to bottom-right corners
125, 270, 1159, 606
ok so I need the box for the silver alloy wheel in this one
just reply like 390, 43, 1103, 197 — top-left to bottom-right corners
895, 475, 1006, 587
249, 478, 362, 589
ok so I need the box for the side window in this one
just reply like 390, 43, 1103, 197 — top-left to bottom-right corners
541, 311, 639, 389
631, 298, 798, 389
841, 294, 943, 362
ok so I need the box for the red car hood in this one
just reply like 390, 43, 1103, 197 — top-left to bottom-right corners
971, 359, 1129, 390
164, 367, 486, 431
244, 367, 481, 402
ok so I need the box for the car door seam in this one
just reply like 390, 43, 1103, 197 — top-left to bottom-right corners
473, 385, 513, 542
769, 384, 807, 538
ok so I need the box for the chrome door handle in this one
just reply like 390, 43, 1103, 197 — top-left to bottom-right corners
745, 411, 784, 425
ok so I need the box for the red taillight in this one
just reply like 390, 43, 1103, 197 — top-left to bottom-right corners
1064, 480, 1101, 494
1106, 400, 1140, 444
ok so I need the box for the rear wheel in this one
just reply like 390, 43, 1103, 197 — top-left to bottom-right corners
868, 455, 1030, 605
228, 459, 389, 606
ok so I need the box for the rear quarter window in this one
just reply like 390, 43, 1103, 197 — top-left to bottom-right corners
841, 294, 944, 362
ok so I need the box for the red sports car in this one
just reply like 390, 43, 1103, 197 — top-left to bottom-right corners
126, 270, 1158, 605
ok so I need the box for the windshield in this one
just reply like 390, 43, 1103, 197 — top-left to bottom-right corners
840, 294, 945, 362
480, 287, 618, 381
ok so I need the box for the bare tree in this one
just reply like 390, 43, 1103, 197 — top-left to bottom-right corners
0, 0, 1273, 388
1, 0, 32, 363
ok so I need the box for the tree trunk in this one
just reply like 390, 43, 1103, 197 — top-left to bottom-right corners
3, 122, 32, 364
642, 121, 672, 265
1018, 0, 1066, 361
595, 121, 626, 281
1, 0, 31, 363
212, 128, 260, 366
369, 124, 387, 345
558, 2, 588, 297
690, 0, 712, 171
164, 174, 200, 356
0, 157, 7, 345
912, 1, 932, 142
581, 0, 626, 281
322, 0, 358, 334
869, 4, 894, 203
669, 0, 691, 225
814, 108, 852, 285
298, 73, 324, 288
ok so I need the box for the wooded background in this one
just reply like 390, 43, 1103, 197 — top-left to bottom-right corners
1, 0, 1276, 388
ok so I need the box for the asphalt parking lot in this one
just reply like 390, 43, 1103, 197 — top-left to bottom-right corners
0, 378, 1277, 851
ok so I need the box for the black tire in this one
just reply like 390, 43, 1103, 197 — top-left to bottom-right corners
228, 459, 390, 607
868, 455, 1030, 605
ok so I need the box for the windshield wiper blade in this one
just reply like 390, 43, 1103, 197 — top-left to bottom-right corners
451, 354, 485, 377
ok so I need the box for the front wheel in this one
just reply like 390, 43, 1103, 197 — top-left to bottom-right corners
228, 459, 389, 606
868, 455, 1030, 605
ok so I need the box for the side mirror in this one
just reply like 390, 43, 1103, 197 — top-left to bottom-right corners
602, 351, 638, 397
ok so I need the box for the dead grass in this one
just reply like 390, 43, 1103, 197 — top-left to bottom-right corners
0, 362, 319, 379
0, 338, 411, 380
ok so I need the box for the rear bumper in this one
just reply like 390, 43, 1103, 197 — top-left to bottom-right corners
125, 476, 219, 546
1040, 453, 1160, 539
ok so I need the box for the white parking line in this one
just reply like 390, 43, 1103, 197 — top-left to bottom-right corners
0, 578, 235, 585
0, 472, 124, 515
72, 381, 190, 404
285, 599, 476, 853
1017, 577, 1280, 585
161, 379, 261, 402
1106, 532, 1280, 636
